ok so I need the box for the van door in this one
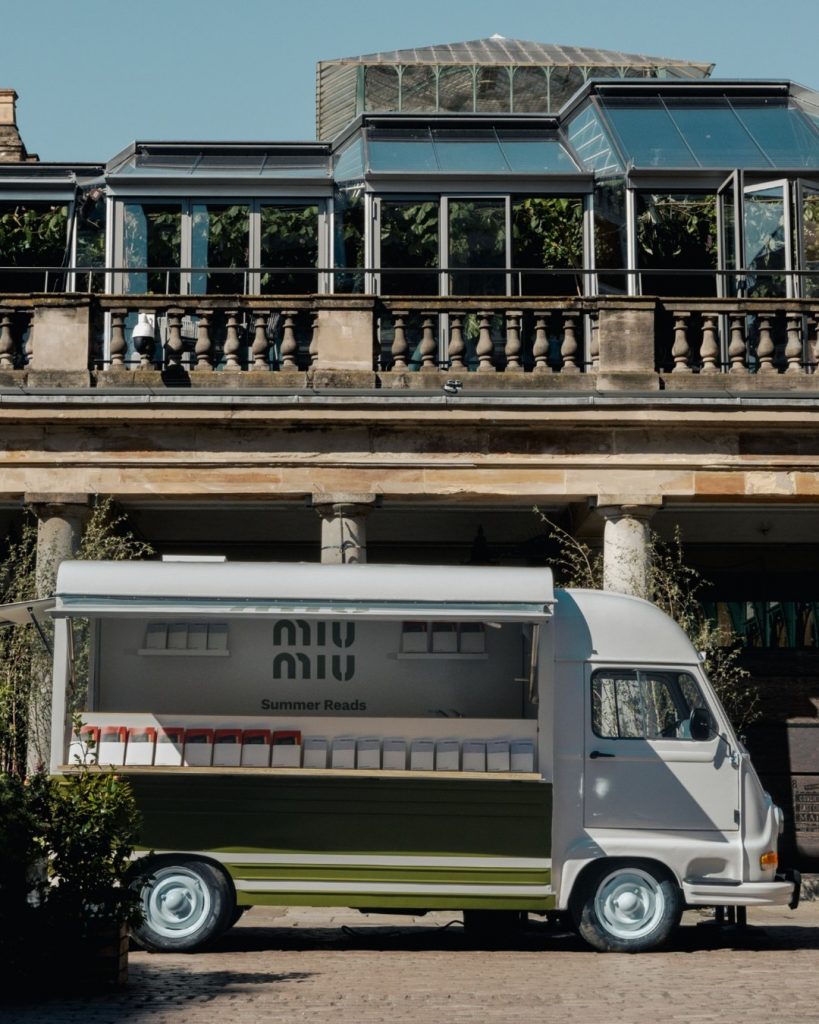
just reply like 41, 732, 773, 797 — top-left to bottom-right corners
583, 667, 739, 832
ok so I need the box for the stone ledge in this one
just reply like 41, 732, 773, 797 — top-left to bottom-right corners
662, 372, 819, 392
379, 370, 597, 391
595, 371, 661, 392
93, 369, 311, 389
26, 370, 93, 388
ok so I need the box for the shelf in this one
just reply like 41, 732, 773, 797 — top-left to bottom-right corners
59, 764, 541, 783
137, 648, 230, 657
396, 652, 488, 660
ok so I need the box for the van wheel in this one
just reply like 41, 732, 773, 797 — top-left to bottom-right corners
572, 862, 681, 953
131, 858, 235, 952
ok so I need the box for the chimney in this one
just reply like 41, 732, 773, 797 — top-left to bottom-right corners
0, 89, 38, 163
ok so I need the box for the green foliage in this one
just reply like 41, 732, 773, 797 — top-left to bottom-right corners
0, 202, 69, 292
0, 761, 141, 984
536, 512, 760, 733
381, 201, 439, 269
77, 497, 154, 564
124, 204, 182, 294
0, 202, 69, 266
261, 204, 319, 293
0, 498, 153, 774
44, 759, 142, 930
0, 522, 38, 775
0, 770, 50, 918
513, 197, 584, 294
637, 193, 717, 266
75, 193, 107, 292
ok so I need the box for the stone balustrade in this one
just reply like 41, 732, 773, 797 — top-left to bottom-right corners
661, 299, 819, 377
0, 293, 816, 388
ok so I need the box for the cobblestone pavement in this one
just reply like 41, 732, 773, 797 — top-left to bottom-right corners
3, 900, 818, 1024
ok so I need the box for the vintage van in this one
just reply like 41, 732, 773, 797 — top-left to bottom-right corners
47, 560, 799, 953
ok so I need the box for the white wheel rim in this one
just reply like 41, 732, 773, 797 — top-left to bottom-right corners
143, 867, 212, 939
594, 868, 665, 941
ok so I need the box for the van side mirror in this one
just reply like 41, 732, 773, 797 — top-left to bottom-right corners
689, 707, 712, 741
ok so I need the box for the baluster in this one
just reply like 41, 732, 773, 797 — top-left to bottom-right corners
193, 309, 213, 370
390, 310, 409, 370
223, 309, 241, 370
756, 314, 776, 372
561, 312, 580, 374
280, 310, 299, 370
728, 313, 747, 373
504, 310, 523, 372
418, 314, 437, 370
308, 311, 319, 367
785, 313, 804, 373
108, 308, 128, 369
476, 311, 494, 372
700, 314, 720, 373
165, 307, 184, 368
448, 313, 466, 370
670, 312, 691, 373
0, 309, 14, 370
250, 311, 271, 370
589, 312, 600, 371
532, 313, 549, 372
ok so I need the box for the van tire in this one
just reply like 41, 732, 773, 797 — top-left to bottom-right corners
572, 861, 682, 953
131, 857, 235, 952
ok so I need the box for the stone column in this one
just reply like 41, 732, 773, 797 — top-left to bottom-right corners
596, 498, 661, 600
24, 493, 91, 772
313, 493, 377, 564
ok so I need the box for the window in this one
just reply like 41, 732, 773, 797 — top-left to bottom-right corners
591, 668, 713, 739
123, 203, 182, 294
0, 201, 69, 292
636, 192, 718, 297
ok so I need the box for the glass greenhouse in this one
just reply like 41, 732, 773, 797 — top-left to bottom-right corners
1, 38, 818, 306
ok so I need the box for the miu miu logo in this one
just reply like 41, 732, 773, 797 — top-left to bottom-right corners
272, 620, 355, 681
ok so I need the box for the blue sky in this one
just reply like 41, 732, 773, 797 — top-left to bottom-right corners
3, 0, 818, 161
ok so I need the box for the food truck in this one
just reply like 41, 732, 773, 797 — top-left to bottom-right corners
47, 559, 799, 953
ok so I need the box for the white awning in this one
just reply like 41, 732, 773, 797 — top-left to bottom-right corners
0, 597, 55, 627
54, 561, 554, 622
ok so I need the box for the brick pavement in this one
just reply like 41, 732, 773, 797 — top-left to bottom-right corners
3, 900, 818, 1024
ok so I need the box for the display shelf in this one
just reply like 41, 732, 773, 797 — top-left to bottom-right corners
59, 763, 542, 782
137, 649, 231, 657
396, 652, 488, 661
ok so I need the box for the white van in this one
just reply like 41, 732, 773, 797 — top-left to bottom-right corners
48, 560, 799, 953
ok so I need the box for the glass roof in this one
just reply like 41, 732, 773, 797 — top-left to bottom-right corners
334, 138, 366, 181
566, 105, 623, 174
599, 96, 819, 169
108, 150, 330, 178
365, 128, 580, 174
330, 37, 713, 76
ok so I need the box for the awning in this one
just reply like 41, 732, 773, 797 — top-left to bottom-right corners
54, 561, 555, 623
0, 597, 55, 627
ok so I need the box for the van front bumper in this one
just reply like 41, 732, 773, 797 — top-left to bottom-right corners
682, 878, 797, 908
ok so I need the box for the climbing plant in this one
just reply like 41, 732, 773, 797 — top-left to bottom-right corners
536, 512, 760, 733
0, 499, 153, 776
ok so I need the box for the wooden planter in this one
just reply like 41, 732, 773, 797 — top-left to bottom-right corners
54, 921, 129, 990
